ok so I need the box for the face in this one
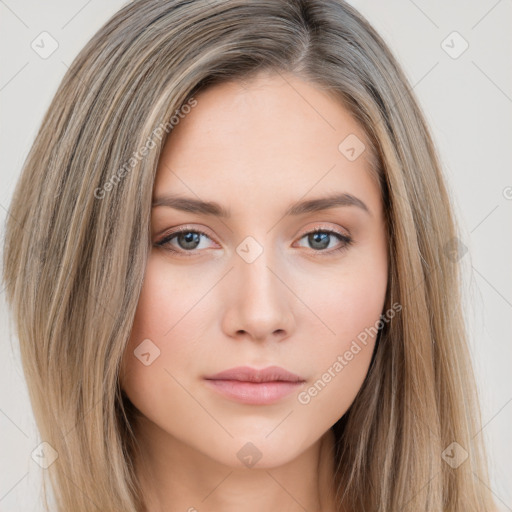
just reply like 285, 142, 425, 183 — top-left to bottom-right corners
120, 71, 388, 469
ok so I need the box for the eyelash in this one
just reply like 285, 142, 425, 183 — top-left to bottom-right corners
155, 225, 353, 258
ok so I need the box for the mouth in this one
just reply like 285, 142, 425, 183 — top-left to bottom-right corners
203, 365, 306, 405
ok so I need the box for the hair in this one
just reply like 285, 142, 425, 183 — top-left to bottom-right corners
1, 0, 497, 510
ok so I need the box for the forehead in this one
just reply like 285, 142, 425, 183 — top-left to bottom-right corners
154, 72, 381, 217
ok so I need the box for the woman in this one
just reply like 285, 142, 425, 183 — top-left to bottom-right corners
1, 0, 497, 510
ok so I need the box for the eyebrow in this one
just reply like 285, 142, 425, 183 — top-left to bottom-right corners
152, 192, 371, 217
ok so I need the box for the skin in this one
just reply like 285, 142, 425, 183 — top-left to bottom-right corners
120, 70, 388, 512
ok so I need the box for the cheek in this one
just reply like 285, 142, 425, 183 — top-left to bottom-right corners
303, 240, 388, 342
296, 251, 388, 411
120, 254, 200, 398
326, 268, 387, 345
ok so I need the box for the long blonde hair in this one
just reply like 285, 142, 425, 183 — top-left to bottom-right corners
2, 0, 496, 510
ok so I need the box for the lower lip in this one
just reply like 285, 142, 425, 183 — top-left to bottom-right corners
204, 379, 304, 405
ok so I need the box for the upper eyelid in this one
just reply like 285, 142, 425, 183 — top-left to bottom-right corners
296, 223, 350, 238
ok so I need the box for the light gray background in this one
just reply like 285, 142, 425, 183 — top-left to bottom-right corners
1, 1, 511, 510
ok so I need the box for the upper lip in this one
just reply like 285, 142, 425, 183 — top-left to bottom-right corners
204, 365, 305, 383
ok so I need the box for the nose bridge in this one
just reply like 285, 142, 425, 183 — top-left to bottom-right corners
222, 237, 294, 340
240, 248, 280, 303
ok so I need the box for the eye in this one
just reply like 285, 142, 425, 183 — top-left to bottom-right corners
155, 226, 217, 257
295, 227, 353, 255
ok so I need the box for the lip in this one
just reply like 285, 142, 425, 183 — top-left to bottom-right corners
204, 365, 306, 405
205, 365, 304, 383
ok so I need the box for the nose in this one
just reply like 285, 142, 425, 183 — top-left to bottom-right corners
220, 248, 296, 343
